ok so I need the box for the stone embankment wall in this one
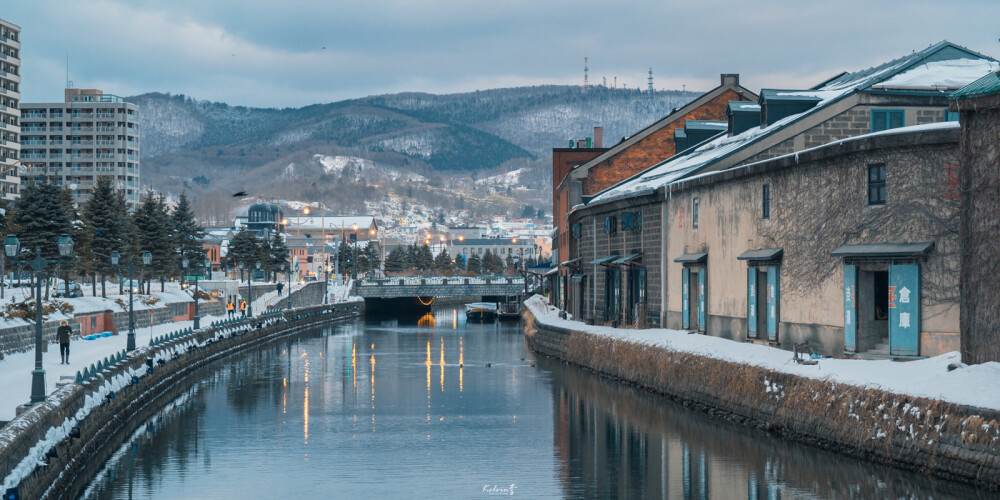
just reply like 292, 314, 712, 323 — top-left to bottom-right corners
523, 308, 1000, 488
0, 301, 362, 500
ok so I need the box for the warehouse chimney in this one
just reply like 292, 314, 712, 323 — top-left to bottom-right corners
593, 126, 603, 148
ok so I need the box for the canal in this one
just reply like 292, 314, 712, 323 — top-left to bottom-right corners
82, 306, 987, 499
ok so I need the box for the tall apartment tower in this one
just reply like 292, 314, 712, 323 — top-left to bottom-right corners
20, 89, 140, 208
0, 19, 22, 202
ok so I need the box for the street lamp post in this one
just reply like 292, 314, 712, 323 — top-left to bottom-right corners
281, 262, 292, 309
112, 250, 151, 351
182, 257, 207, 329
3, 234, 75, 404
243, 260, 260, 317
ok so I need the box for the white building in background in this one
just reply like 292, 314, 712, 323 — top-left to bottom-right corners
20, 88, 140, 208
0, 18, 22, 202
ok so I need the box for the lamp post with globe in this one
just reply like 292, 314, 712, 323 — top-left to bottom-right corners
111, 249, 151, 351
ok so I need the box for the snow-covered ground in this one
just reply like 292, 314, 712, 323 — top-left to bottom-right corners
0, 314, 224, 421
524, 296, 1000, 411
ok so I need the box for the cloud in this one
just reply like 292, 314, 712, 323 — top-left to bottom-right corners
6, 0, 1000, 107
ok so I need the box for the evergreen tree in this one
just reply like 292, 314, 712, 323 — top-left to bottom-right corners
364, 243, 381, 271
467, 253, 482, 275
171, 192, 205, 279
415, 244, 434, 271
337, 240, 353, 272
14, 183, 75, 264
384, 247, 406, 274
228, 227, 261, 276
82, 177, 131, 297
434, 249, 453, 272
482, 250, 503, 275
134, 192, 174, 291
505, 253, 514, 270
267, 232, 289, 279
405, 244, 418, 270
454, 254, 467, 270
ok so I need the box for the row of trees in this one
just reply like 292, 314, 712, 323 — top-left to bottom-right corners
3, 177, 208, 297
226, 227, 289, 280
383, 244, 540, 275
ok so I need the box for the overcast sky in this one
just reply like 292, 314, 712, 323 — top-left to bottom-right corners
5, 0, 999, 108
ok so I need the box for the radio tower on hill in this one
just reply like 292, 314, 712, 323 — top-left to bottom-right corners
583, 57, 590, 90
647, 67, 654, 92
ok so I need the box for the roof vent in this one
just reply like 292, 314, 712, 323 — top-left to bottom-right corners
726, 101, 762, 136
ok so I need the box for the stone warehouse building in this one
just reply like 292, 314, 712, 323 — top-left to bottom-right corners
559, 41, 996, 359
20, 89, 141, 208
552, 74, 756, 309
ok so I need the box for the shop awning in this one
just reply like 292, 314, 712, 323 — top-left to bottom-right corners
737, 248, 783, 261
674, 252, 708, 264
526, 265, 553, 276
544, 267, 559, 276
560, 257, 583, 267
611, 253, 642, 265
589, 255, 619, 266
830, 242, 934, 258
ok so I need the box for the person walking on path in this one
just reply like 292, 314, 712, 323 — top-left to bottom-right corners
57, 320, 72, 364
227, 299, 235, 318
276, 282, 284, 295
240, 299, 247, 317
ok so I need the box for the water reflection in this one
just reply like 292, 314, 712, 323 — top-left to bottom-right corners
81, 309, 987, 500
545, 356, 986, 499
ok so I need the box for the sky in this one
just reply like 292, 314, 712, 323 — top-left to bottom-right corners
4, 0, 999, 108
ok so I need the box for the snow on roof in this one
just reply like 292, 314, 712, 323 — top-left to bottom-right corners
729, 102, 760, 111
873, 58, 1000, 89
585, 42, 992, 209
674, 121, 960, 187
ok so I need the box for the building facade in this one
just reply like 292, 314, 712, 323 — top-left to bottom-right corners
20, 89, 140, 208
560, 41, 994, 359
0, 18, 21, 202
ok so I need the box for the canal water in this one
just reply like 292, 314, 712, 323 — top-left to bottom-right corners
82, 306, 987, 499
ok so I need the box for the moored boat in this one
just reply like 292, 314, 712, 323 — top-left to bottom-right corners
465, 302, 498, 321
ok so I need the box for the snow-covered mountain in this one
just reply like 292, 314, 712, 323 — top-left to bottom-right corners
127, 85, 696, 220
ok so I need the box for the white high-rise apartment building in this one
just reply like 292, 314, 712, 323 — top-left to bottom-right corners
0, 18, 21, 202
20, 89, 140, 208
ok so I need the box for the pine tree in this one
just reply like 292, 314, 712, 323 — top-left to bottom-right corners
228, 227, 261, 276
434, 249, 453, 272
364, 243, 381, 271
172, 192, 205, 279
467, 253, 482, 275
385, 247, 406, 273
134, 192, 174, 291
82, 177, 131, 297
267, 232, 289, 279
454, 254, 467, 271
505, 253, 514, 270
416, 244, 434, 271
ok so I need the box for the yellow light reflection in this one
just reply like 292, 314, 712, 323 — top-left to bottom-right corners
304, 359, 309, 444
370, 353, 376, 433
459, 338, 464, 392
418, 312, 436, 327
426, 340, 432, 423
351, 343, 357, 390
439, 337, 445, 392
452, 309, 457, 330
282, 377, 287, 414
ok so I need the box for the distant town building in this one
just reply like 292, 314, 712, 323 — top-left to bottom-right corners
245, 199, 282, 238
20, 89, 141, 207
0, 18, 21, 202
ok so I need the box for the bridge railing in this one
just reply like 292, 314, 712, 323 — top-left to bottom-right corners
357, 276, 525, 286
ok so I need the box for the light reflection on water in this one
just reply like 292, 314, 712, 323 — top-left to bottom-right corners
82, 306, 988, 499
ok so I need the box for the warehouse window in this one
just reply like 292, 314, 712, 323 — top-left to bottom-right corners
762, 184, 770, 219
692, 198, 700, 228
868, 164, 886, 205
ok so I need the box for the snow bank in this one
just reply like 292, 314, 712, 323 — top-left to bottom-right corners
524, 295, 1000, 410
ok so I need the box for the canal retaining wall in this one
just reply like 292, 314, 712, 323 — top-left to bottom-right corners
523, 306, 1000, 488
0, 300, 363, 500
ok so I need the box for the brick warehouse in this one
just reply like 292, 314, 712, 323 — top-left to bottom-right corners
557, 41, 996, 359
552, 74, 756, 310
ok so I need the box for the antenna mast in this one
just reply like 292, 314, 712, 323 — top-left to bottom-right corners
583, 57, 590, 90
647, 67, 654, 92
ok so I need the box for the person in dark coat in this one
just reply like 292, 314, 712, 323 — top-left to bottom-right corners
276, 283, 284, 295
57, 320, 72, 364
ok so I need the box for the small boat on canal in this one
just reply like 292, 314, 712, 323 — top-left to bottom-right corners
498, 299, 521, 321
465, 302, 498, 321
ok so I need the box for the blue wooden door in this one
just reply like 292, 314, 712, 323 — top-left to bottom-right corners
844, 265, 857, 353
697, 269, 706, 332
747, 268, 758, 338
766, 266, 779, 341
889, 264, 920, 356
682, 267, 690, 329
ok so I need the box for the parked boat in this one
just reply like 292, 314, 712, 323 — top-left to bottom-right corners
465, 302, 498, 321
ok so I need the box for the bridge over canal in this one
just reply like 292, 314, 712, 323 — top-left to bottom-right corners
353, 276, 530, 313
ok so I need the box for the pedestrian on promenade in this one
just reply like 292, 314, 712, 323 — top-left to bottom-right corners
277, 282, 284, 295
240, 299, 247, 317
227, 299, 235, 318
57, 320, 72, 364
